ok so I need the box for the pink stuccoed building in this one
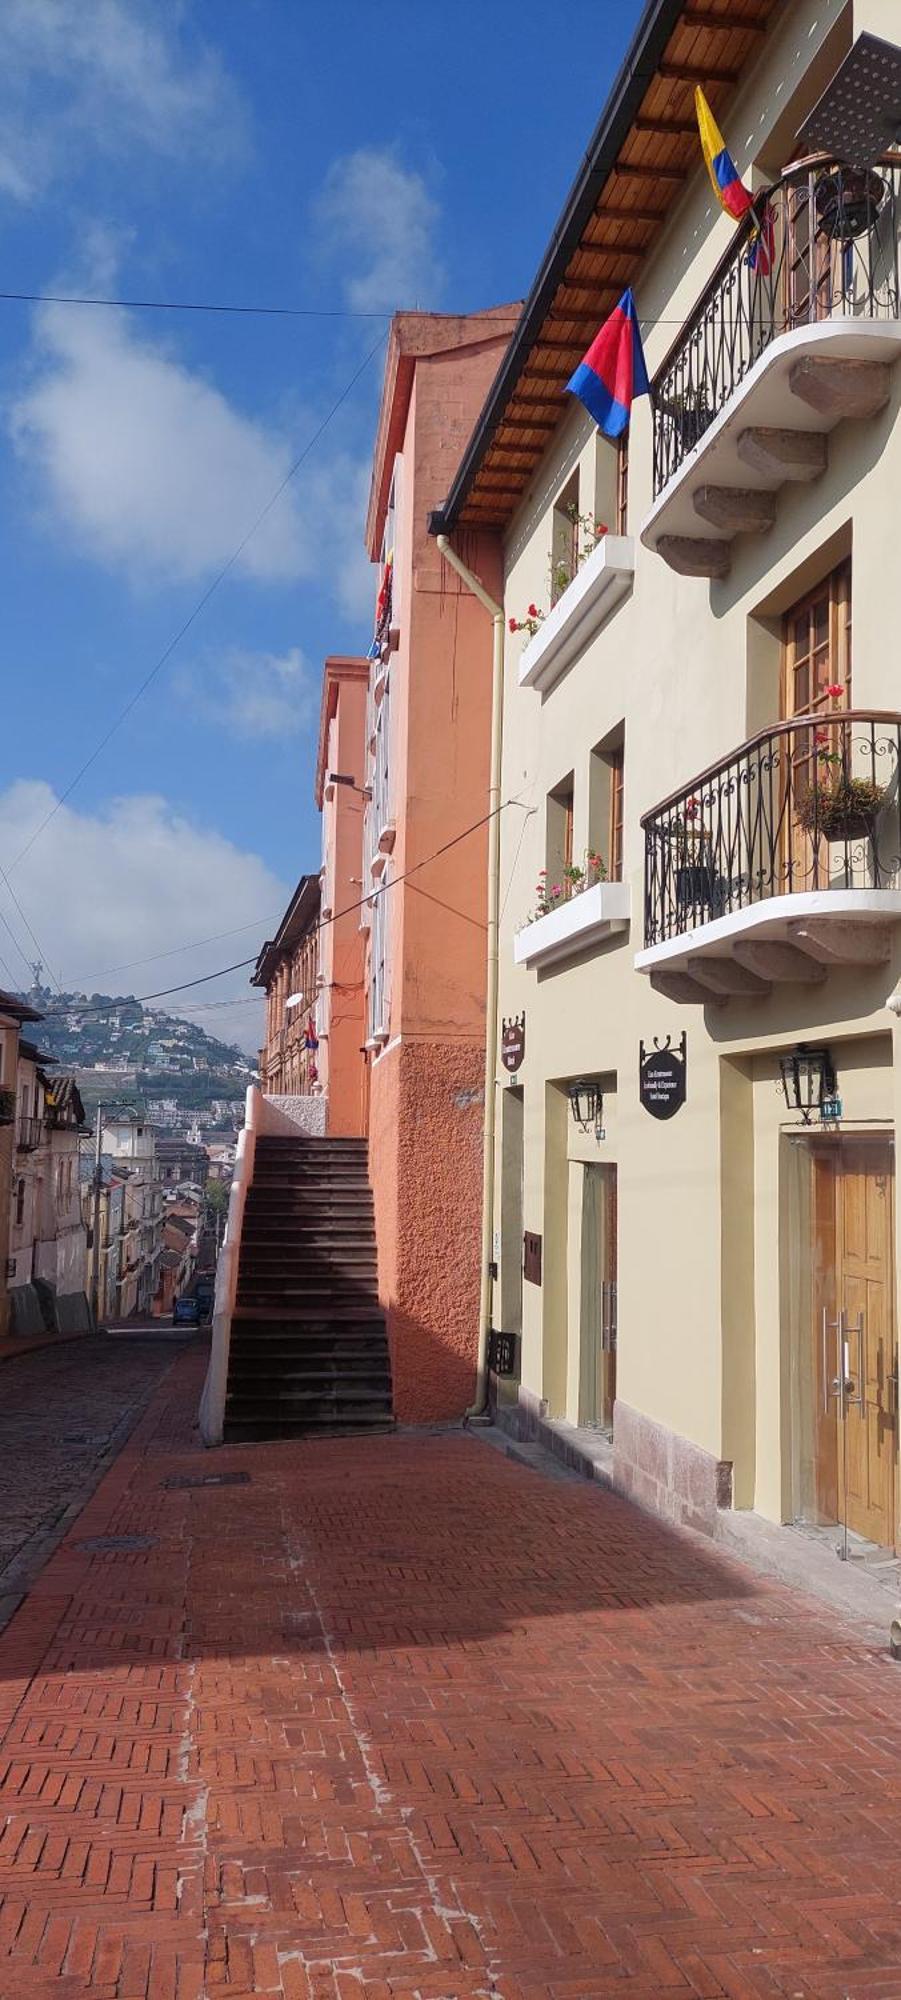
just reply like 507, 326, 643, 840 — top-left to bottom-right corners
348, 306, 519, 1423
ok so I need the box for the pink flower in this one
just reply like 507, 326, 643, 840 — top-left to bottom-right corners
684, 797, 699, 820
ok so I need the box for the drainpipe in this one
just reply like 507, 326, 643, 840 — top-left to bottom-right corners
435, 532, 503, 1419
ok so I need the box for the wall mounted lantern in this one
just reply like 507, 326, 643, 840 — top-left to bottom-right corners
567, 1077, 603, 1136
778, 1043, 836, 1124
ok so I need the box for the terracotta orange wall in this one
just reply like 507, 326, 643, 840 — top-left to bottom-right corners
366, 316, 514, 1420
320, 676, 368, 1136
369, 1038, 483, 1423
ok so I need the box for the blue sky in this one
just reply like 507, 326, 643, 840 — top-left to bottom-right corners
0, 0, 640, 1049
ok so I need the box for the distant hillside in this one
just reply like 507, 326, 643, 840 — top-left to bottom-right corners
21, 988, 255, 1131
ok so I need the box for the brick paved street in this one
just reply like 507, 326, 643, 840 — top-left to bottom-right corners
0, 1334, 182, 1586
0, 1351, 901, 1996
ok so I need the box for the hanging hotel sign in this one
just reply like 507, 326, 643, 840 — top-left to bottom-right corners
639, 1033, 687, 1119
501, 1013, 526, 1073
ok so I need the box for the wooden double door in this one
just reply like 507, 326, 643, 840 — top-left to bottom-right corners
812, 1140, 898, 1549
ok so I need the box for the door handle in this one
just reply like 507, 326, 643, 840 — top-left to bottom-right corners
843, 1313, 864, 1410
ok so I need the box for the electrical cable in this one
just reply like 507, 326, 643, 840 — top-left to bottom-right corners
6, 328, 388, 875
0, 289, 390, 320
52, 795, 532, 1017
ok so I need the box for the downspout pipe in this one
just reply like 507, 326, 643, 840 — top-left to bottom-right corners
435, 532, 503, 1420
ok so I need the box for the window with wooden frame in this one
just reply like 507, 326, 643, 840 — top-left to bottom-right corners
588, 727, 625, 884
546, 775, 575, 894
782, 559, 852, 721
782, 559, 852, 846
608, 746, 625, 883
550, 472, 580, 605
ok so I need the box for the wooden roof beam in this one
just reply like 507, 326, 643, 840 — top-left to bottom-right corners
592, 204, 669, 224
679, 6, 769, 28
659, 61, 740, 84
611, 159, 688, 181
634, 115, 701, 137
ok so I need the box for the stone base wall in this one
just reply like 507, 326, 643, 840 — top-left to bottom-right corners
612, 1400, 733, 1536
493, 1389, 732, 1536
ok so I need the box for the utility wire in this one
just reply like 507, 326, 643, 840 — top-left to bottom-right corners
7, 328, 388, 876
54, 796, 531, 1017
0, 289, 391, 320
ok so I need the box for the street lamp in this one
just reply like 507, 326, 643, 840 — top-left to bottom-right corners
567, 1077, 604, 1136
778, 1044, 836, 1124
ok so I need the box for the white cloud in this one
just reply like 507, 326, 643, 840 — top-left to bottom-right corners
177, 645, 316, 742
10, 300, 375, 593
0, 781, 290, 1054
313, 148, 444, 313
0, 0, 246, 206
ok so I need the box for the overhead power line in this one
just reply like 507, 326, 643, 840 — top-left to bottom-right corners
7, 328, 387, 877
54, 797, 530, 1018
0, 289, 391, 321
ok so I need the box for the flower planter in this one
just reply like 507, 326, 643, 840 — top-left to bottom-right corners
674, 863, 719, 912
797, 782, 886, 840
815, 167, 886, 243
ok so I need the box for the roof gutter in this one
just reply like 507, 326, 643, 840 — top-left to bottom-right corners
429, 0, 684, 536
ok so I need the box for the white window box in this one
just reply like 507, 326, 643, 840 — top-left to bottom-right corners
518, 534, 635, 694
514, 881, 631, 969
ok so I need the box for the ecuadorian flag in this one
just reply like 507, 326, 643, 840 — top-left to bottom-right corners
695, 87, 754, 222
565, 289, 650, 440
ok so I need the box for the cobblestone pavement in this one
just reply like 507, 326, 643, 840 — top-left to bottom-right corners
0, 1333, 183, 1584
1, 1350, 901, 1996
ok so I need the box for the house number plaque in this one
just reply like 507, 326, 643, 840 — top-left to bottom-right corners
639, 1033, 687, 1119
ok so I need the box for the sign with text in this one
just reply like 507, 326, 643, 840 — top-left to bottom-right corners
501, 1013, 526, 1073
639, 1033, 687, 1120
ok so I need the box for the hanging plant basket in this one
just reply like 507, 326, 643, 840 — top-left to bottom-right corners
814, 167, 887, 243
797, 777, 886, 839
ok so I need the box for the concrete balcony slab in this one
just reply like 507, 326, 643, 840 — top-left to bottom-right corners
518, 535, 634, 695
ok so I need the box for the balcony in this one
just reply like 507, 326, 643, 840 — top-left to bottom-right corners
515, 880, 631, 970
518, 534, 634, 694
636, 713, 901, 1002
16, 1115, 43, 1152
642, 158, 901, 578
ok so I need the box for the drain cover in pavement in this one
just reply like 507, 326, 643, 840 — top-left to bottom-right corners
75, 1535, 158, 1554
163, 1472, 250, 1489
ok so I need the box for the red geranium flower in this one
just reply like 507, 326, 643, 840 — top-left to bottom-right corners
825, 683, 844, 699
508, 617, 517, 633
527, 603, 539, 618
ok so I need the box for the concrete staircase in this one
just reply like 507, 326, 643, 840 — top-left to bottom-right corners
223, 1135, 393, 1441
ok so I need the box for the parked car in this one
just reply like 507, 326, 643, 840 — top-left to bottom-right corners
172, 1296, 201, 1326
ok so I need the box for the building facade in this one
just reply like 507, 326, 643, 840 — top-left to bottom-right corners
359, 307, 519, 1421
314, 655, 368, 1136
8, 1038, 90, 1337
253, 876, 322, 1101
434, 0, 901, 1550
101, 1114, 163, 1318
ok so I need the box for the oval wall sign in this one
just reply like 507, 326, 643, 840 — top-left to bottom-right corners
501, 1013, 526, 1073
639, 1033, 687, 1119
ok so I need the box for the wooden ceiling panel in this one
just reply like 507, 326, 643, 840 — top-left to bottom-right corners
456, 0, 783, 528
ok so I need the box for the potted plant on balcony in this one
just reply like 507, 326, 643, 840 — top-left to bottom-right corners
814, 164, 887, 243
797, 752, 886, 840
668, 798, 719, 912
662, 391, 713, 459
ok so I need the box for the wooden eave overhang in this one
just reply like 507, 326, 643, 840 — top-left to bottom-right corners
251, 875, 321, 991
432, 0, 782, 536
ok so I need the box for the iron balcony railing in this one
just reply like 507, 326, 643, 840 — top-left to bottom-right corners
642, 712, 901, 950
653, 155, 901, 495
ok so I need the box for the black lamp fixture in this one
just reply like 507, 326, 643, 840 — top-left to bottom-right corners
778, 1043, 837, 1124
567, 1076, 603, 1136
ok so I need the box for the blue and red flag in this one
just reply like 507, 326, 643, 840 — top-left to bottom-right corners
565, 288, 650, 439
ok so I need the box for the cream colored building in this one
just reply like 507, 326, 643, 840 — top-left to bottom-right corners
433, 0, 901, 1552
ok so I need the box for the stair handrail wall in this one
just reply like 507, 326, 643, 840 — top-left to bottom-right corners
198, 1082, 260, 1446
